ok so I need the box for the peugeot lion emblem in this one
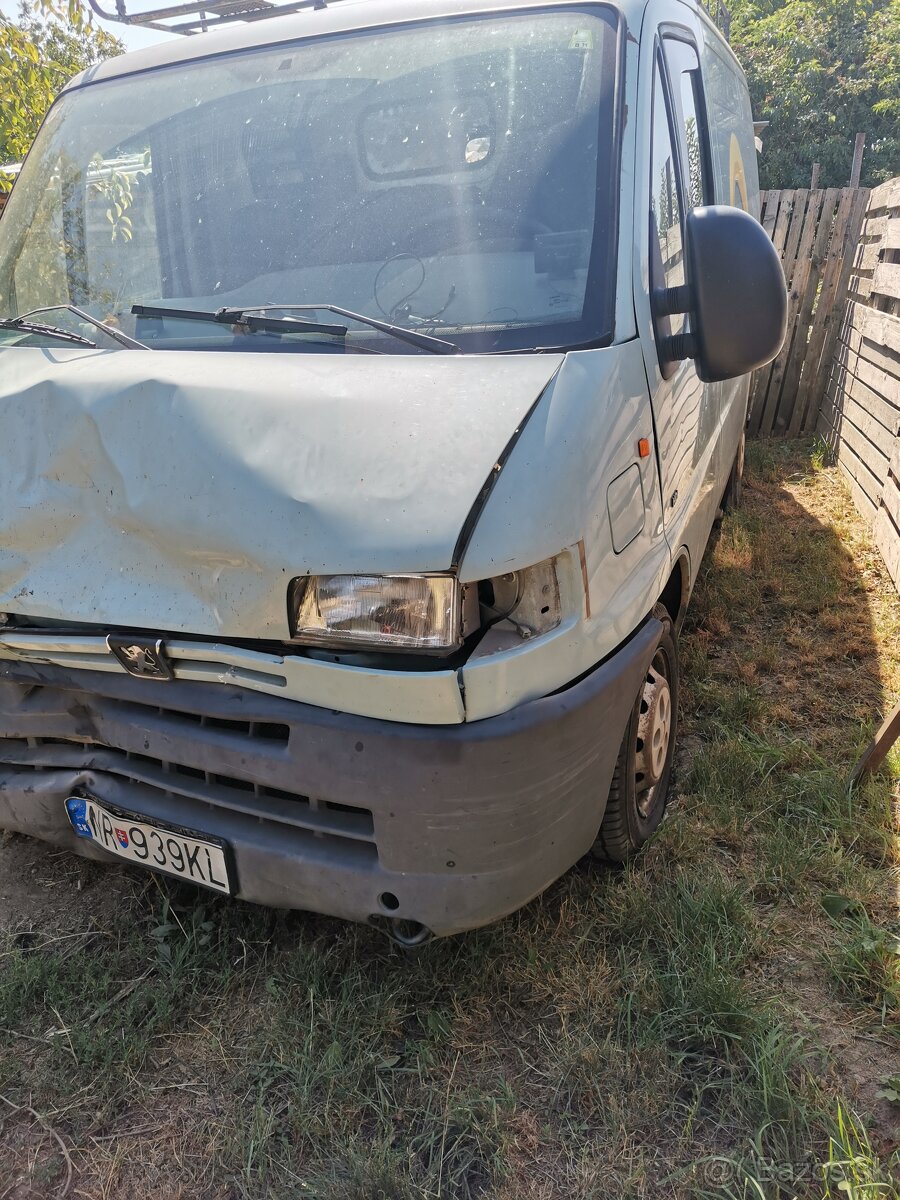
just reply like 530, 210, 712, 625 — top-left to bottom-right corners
107, 634, 174, 681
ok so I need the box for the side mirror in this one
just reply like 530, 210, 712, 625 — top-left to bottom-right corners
655, 205, 787, 383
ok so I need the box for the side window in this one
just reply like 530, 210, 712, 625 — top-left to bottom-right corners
664, 38, 711, 211
649, 53, 685, 340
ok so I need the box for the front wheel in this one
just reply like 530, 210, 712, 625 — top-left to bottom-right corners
592, 605, 679, 862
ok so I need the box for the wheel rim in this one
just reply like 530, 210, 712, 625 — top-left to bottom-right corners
634, 652, 673, 819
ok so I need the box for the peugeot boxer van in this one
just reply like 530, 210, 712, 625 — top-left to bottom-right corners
0, 0, 786, 942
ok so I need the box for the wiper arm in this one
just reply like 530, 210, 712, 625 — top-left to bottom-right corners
0, 316, 97, 348
132, 303, 460, 355
242, 304, 461, 355
132, 304, 348, 339
19, 305, 148, 350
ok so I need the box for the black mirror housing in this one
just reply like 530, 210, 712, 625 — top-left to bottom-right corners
663, 205, 788, 384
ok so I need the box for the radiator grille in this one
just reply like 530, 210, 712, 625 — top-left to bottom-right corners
10, 734, 376, 856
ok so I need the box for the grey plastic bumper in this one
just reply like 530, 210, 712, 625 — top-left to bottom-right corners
0, 617, 661, 936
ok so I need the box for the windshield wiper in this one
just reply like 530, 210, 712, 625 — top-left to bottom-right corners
132, 304, 348, 339
18, 305, 147, 349
0, 316, 97, 348
244, 305, 461, 355
132, 303, 461, 355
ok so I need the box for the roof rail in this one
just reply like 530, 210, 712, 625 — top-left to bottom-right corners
86, 0, 356, 36
697, 0, 731, 40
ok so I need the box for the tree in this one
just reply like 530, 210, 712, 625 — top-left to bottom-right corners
730, 0, 900, 189
0, 1, 123, 170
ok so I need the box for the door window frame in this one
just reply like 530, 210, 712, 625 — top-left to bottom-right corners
648, 28, 714, 375
660, 28, 714, 211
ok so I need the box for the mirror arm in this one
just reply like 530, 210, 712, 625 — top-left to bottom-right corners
653, 283, 692, 318
661, 331, 698, 363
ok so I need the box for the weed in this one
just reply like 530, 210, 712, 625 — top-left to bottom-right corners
821, 1102, 900, 1198
811, 435, 832, 472
823, 900, 900, 1020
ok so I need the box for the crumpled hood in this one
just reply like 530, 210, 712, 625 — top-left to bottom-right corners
0, 348, 561, 638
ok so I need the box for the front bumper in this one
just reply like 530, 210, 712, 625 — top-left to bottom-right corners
0, 617, 661, 936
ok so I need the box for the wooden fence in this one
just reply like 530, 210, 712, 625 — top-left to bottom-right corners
749, 187, 870, 437
818, 178, 900, 593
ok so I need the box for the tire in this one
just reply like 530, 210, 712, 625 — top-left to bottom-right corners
718, 430, 745, 517
592, 604, 679, 862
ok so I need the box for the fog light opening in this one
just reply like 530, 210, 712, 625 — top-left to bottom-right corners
386, 918, 433, 948
379, 891, 400, 912
367, 913, 434, 948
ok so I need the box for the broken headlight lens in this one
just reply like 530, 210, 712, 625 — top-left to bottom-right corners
289, 574, 461, 652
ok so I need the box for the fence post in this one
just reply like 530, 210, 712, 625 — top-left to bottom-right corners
850, 134, 866, 189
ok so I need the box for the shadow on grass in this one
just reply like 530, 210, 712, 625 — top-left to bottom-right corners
0, 440, 897, 1199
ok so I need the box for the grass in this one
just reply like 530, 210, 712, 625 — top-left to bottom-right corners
0, 441, 898, 1199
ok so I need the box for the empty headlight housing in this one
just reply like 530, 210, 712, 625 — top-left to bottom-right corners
289, 574, 469, 653
479, 555, 563, 640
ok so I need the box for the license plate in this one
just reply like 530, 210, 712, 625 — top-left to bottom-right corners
64, 793, 233, 895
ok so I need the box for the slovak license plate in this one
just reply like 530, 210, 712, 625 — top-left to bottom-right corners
65, 793, 233, 894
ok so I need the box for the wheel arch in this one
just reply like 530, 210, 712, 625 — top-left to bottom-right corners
658, 549, 691, 632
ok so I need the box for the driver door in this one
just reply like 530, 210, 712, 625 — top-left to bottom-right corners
634, 5, 718, 558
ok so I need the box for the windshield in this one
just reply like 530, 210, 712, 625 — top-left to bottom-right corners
0, 6, 620, 354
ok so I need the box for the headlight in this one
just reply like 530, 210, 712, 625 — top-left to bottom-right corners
289, 574, 463, 652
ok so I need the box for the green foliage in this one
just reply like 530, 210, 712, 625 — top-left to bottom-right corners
0, 0, 123, 172
730, 0, 900, 188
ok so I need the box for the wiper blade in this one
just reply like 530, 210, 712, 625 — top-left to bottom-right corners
132, 303, 460, 355
0, 316, 97, 348
132, 304, 348, 339
19, 305, 147, 350
243, 304, 461, 355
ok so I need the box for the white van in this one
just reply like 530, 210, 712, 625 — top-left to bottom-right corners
0, 0, 785, 942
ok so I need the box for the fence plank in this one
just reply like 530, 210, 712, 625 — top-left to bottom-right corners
785, 189, 841, 435
870, 177, 900, 210
838, 394, 900, 451
837, 460, 879, 525
880, 471, 900, 530
872, 262, 900, 304
754, 190, 822, 436
874, 505, 900, 590
841, 316, 900, 392
750, 188, 869, 437
852, 303, 900, 357
750, 190, 799, 432
855, 353, 900, 406
760, 190, 781, 237
882, 217, 900, 251
800, 189, 872, 434
836, 413, 890, 488
781, 189, 811, 276
794, 188, 862, 433
832, 369, 900, 436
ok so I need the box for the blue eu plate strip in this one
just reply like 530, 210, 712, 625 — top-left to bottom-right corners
65, 797, 93, 840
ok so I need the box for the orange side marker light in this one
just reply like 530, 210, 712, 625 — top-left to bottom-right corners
638, 437, 651, 458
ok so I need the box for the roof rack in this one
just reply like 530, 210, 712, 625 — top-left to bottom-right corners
86, 0, 355, 36
87, 0, 732, 40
